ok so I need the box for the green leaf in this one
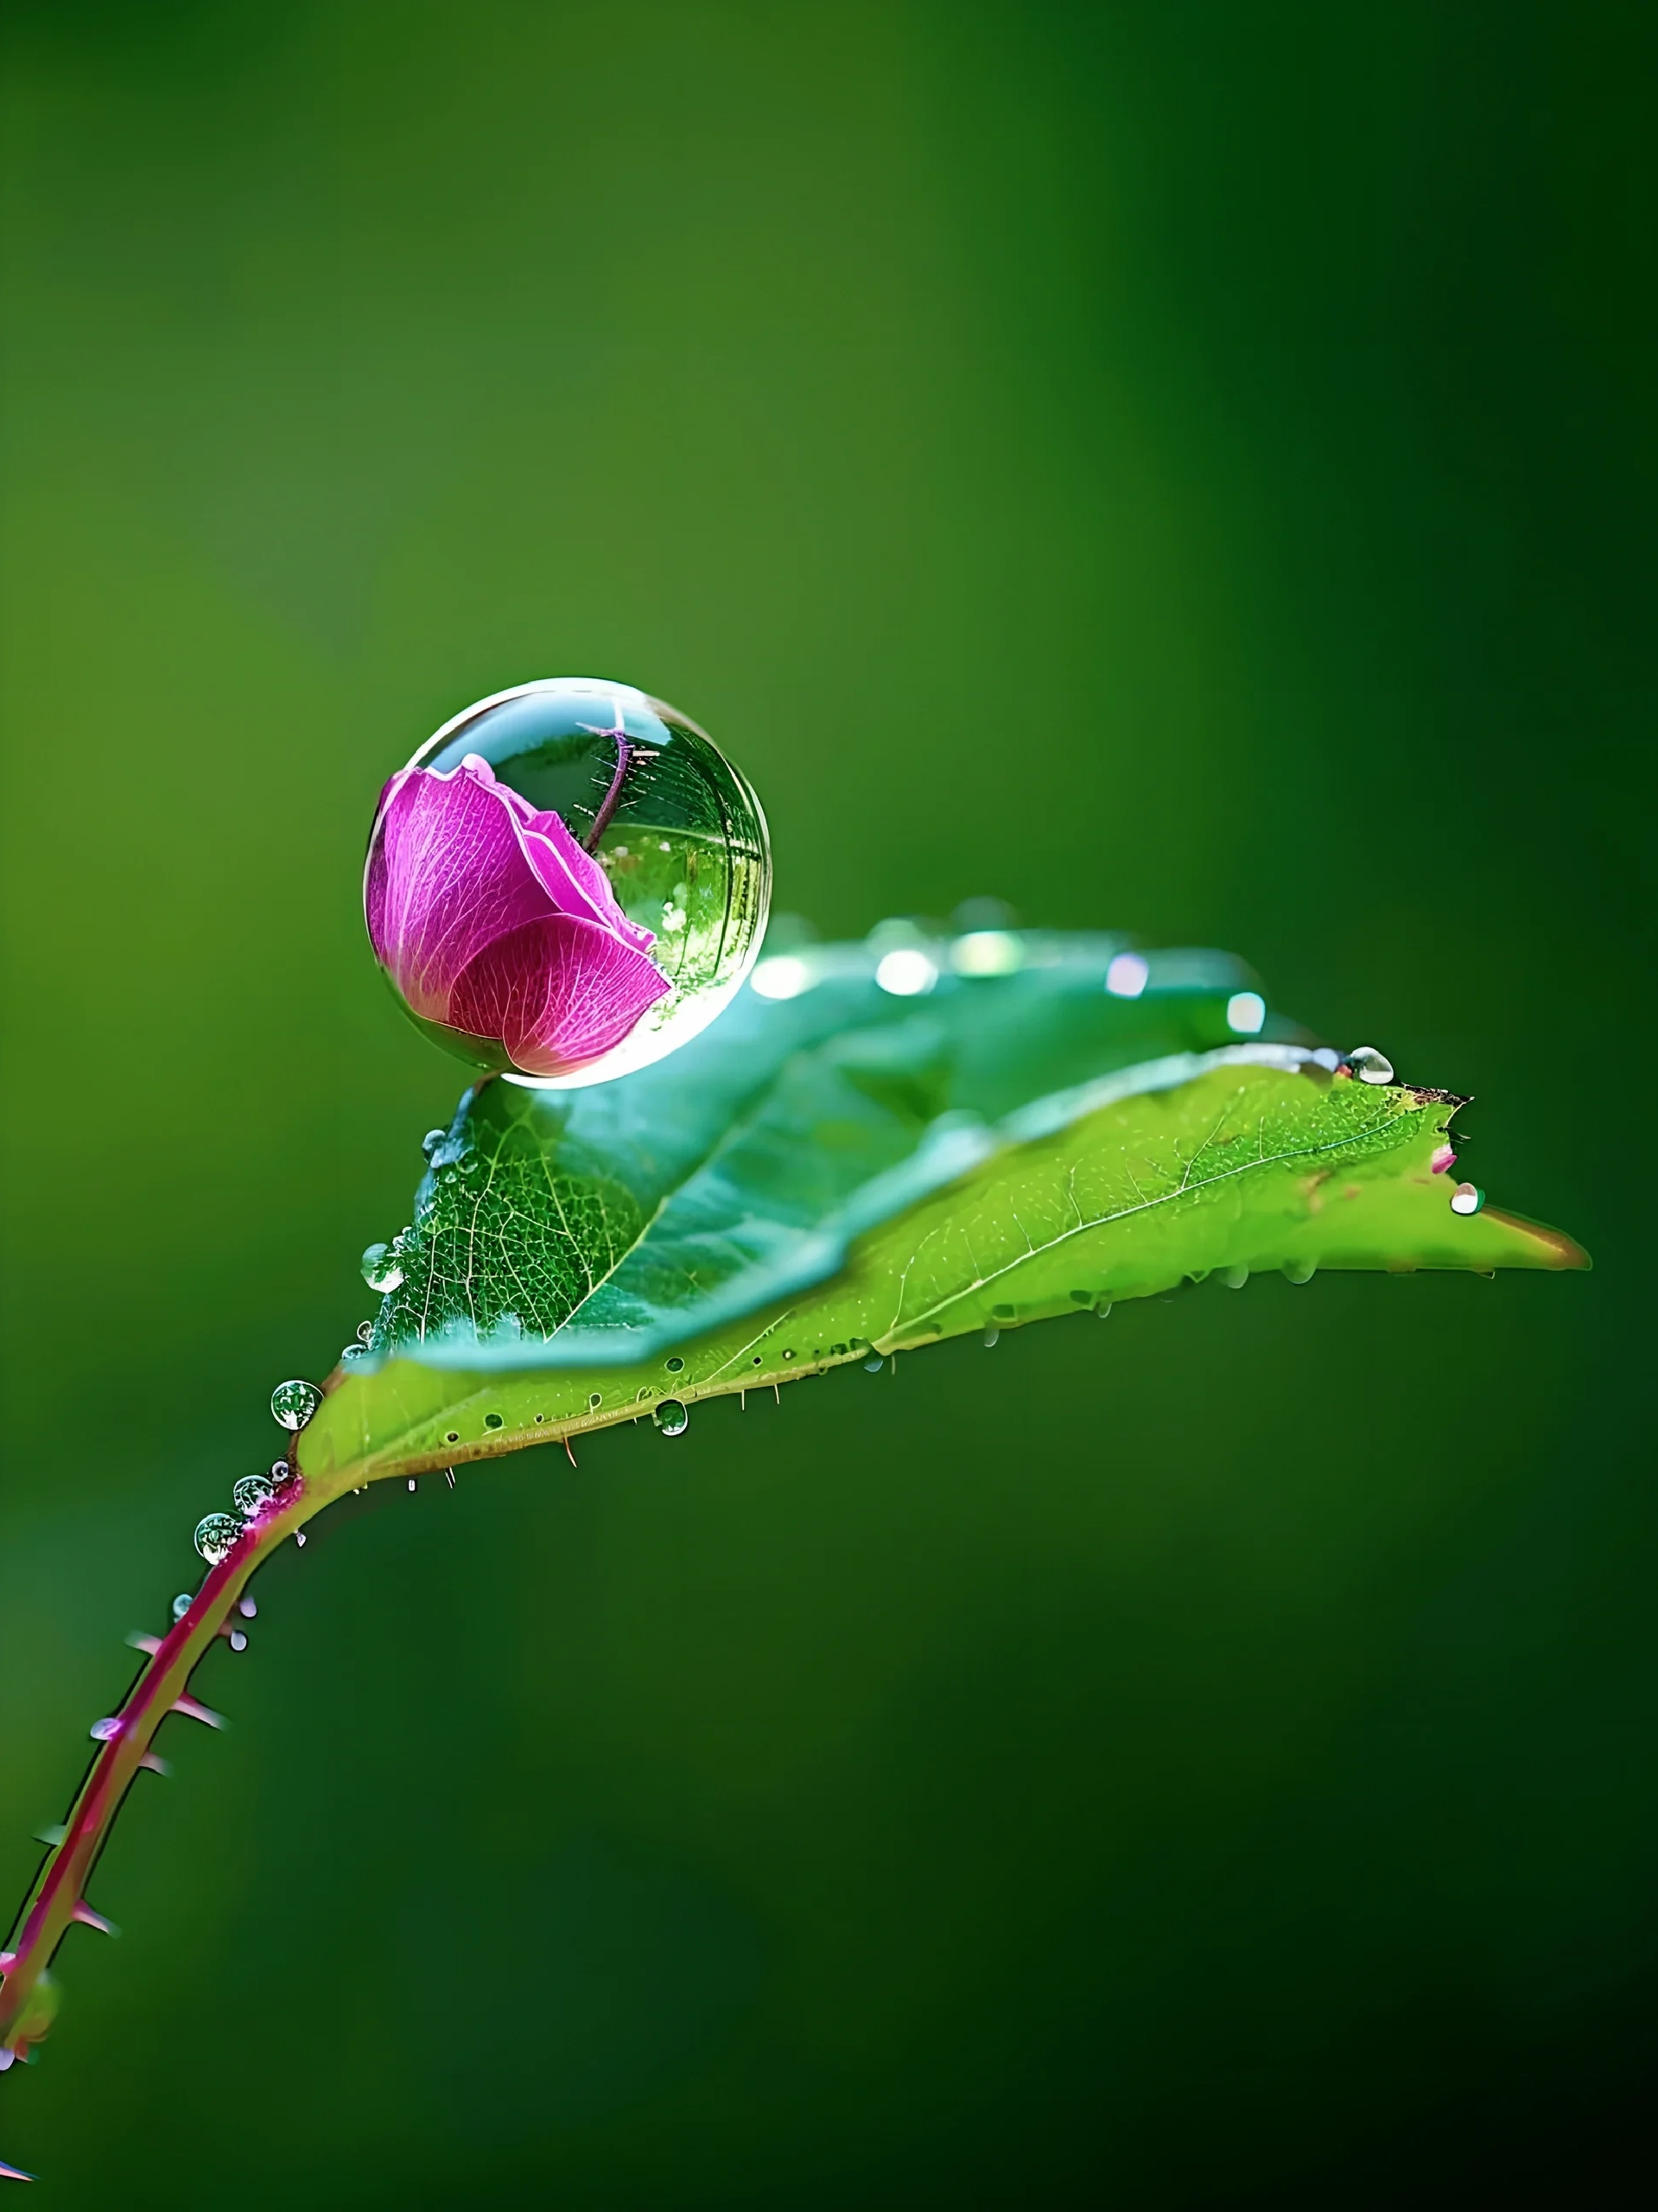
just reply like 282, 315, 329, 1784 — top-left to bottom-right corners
299, 934, 1585, 1496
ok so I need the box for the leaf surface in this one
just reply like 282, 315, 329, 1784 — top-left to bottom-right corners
300, 936, 1585, 1495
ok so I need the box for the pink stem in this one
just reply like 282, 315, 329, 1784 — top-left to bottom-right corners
0, 1484, 308, 2061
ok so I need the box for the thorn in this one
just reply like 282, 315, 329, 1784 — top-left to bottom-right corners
72, 1901, 118, 1938
563, 1436, 577, 1468
32, 1826, 67, 1848
238, 1596, 257, 1619
125, 1631, 162, 1655
89, 1719, 122, 1743
772, 1383, 780, 1405
137, 1751, 170, 1777
740, 1390, 746, 1410
0, 2152, 35, 2180
171, 1694, 226, 1729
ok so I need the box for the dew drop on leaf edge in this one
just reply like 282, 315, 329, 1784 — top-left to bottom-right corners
270, 1378, 323, 1431
360, 1243, 405, 1294
1347, 1046, 1394, 1085
653, 1398, 689, 1437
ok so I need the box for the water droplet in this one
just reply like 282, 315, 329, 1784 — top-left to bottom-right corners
1281, 1258, 1317, 1285
238, 1596, 257, 1619
1105, 951, 1149, 999
270, 1459, 293, 1484
864, 1354, 885, 1372
1347, 1046, 1394, 1085
194, 1513, 243, 1565
270, 1379, 322, 1431
360, 1243, 405, 1294
171, 1592, 193, 1621
422, 1128, 446, 1160
368, 680, 772, 1086
1095, 1300, 1113, 1318
1225, 990, 1267, 1035
484, 1413, 504, 1429
460, 1154, 479, 1174
295, 1530, 307, 1548
652, 1398, 689, 1436
228, 1630, 248, 1653
232, 1474, 276, 1518
874, 947, 937, 996
665, 1356, 684, 1372
1450, 1181, 1483, 1215
89, 1718, 122, 1742
982, 1325, 1001, 1349
356, 1320, 375, 1344
1223, 1264, 1249, 1289
588, 1392, 602, 1408
952, 929, 1024, 977
751, 953, 814, 1000
408, 1478, 417, 1491
341, 1344, 365, 1363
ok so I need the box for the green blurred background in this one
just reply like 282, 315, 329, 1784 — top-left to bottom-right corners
2, 3, 1653, 2202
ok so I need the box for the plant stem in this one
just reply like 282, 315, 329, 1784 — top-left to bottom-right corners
0, 1484, 310, 2060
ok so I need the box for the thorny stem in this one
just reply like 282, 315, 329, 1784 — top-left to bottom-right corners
0, 1477, 313, 2077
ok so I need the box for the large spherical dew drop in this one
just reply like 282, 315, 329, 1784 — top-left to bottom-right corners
364, 677, 772, 1088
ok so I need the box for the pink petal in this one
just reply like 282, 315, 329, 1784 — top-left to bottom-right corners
513, 798, 658, 956
366, 762, 557, 1019
448, 913, 670, 1077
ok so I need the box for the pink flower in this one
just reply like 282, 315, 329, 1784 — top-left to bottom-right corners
365, 753, 670, 1077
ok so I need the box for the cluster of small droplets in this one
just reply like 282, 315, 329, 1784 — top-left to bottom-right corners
189, 1382, 317, 1562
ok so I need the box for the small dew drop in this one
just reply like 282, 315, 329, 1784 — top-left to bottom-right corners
270, 1379, 322, 1432
665, 1357, 684, 1373
356, 1320, 374, 1345
484, 1413, 504, 1430
194, 1512, 243, 1566
1450, 1181, 1484, 1215
653, 1398, 689, 1437
295, 1531, 307, 1548
270, 1459, 293, 1484
982, 1325, 1001, 1349
1347, 1046, 1394, 1085
864, 1354, 885, 1372
408, 1478, 417, 1491
229, 1630, 248, 1653
231, 1474, 276, 1518
1281, 1258, 1317, 1285
421, 1128, 446, 1160
1223, 1264, 1249, 1289
1095, 1300, 1113, 1319
238, 1596, 257, 1619
1105, 951, 1149, 999
90, 1718, 122, 1742
588, 1393, 602, 1408
171, 1592, 193, 1621
360, 1243, 405, 1294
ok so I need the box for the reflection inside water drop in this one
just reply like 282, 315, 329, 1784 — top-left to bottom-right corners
652, 1398, 689, 1436
194, 1513, 243, 1566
